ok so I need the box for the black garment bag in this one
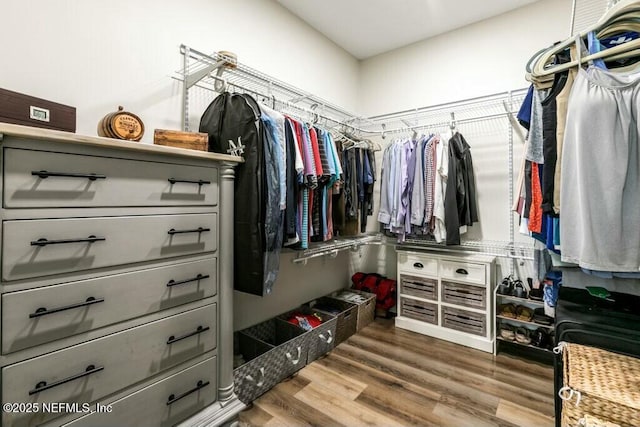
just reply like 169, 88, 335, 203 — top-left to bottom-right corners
200, 92, 268, 296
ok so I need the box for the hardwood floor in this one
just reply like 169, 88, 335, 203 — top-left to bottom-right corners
239, 319, 555, 427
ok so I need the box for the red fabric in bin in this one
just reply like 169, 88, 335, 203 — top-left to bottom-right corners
286, 312, 323, 328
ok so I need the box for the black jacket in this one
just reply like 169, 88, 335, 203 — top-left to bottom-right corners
200, 92, 267, 295
445, 132, 478, 245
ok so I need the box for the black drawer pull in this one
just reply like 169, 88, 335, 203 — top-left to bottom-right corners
32, 170, 106, 181
29, 297, 105, 319
167, 227, 210, 235
167, 325, 210, 345
455, 268, 469, 275
31, 235, 106, 247
413, 262, 424, 269
167, 380, 210, 405
168, 178, 211, 186
167, 274, 210, 287
29, 365, 104, 395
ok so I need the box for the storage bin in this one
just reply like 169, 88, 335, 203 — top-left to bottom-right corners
308, 296, 358, 346
331, 289, 376, 331
279, 307, 337, 364
233, 318, 308, 404
561, 343, 640, 427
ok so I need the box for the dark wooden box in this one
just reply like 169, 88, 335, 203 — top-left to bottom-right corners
0, 88, 76, 132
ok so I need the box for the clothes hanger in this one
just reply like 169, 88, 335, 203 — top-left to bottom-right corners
532, 0, 640, 77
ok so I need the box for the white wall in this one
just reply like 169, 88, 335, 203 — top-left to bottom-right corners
0, 0, 361, 329
358, 0, 573, 115
0, 0, 360, 140
357, 0, 573, 283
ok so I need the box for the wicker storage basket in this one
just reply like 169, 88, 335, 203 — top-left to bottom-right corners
233, 319, 308, 404
279, 307, 337, 364
561, 343, 640, 427
309, 297, 358, 346
331, 289, 375, 331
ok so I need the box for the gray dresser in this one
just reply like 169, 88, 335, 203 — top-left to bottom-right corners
0, 124, 243, 427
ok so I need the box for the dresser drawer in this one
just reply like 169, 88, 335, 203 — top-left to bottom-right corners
400, 297, 438, 325
441, 306, 486, 337
62, 356, 217, 427
2, 258, 217, 354
3, 148, 218, 208
441, 280, 486, 310
2, 304, 217, 427
439, 260, 487, 285
397, 252, 438, 276
2, 213, 217, 281
400, 275, 437, 301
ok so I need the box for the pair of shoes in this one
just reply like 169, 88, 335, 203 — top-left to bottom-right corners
498, 276, 514, 295
498, 303, 517, 318
499, 323, 516, 340
498, 276, 529, 298
531, 328, 549, 348
515, 327, 532, 345
515, 305, 533, 322
512, 279, 528, 298
533, 308, 553, 326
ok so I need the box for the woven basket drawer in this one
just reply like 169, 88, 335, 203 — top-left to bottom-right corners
561, 343, 640, 427
441, 306, 486, 337
279, 308, 337, 364
331, 290, 375, 331
400, 275, 437, 301
441, 280, 486, 310
310, 297, 358, 346
400, 297, 437, 324
233, 333, 277, 405
234, 318, 309, 405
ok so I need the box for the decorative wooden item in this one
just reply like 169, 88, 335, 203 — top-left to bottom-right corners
97, 106, 144, 141
0, 88, 76, 132
153, 129, 208, 151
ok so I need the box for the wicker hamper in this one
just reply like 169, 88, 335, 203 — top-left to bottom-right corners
279, 307, 337, 364
308, 296, 358, 346
331, 289, 376, 331
561, 343, 640, 427
233, 318, 309, 404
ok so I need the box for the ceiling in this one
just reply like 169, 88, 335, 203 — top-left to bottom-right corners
276, 0, 542, 59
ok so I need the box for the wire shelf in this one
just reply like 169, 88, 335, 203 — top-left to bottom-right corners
177, 45, 364, 131
395, 238, 534, 260
361, 89, 529, 135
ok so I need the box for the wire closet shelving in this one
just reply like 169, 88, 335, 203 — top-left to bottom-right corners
175, 45, 535, 264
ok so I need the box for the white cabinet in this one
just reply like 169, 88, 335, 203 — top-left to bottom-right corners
395, 250, 495, 353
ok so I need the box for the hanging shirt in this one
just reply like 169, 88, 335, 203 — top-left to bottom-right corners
561, 66, 640, 272
261, 105, 287, 210
378, 143, 394, 226
433, 132, 450, 243
410, 137, 426, 227
424, 135, 438, 229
